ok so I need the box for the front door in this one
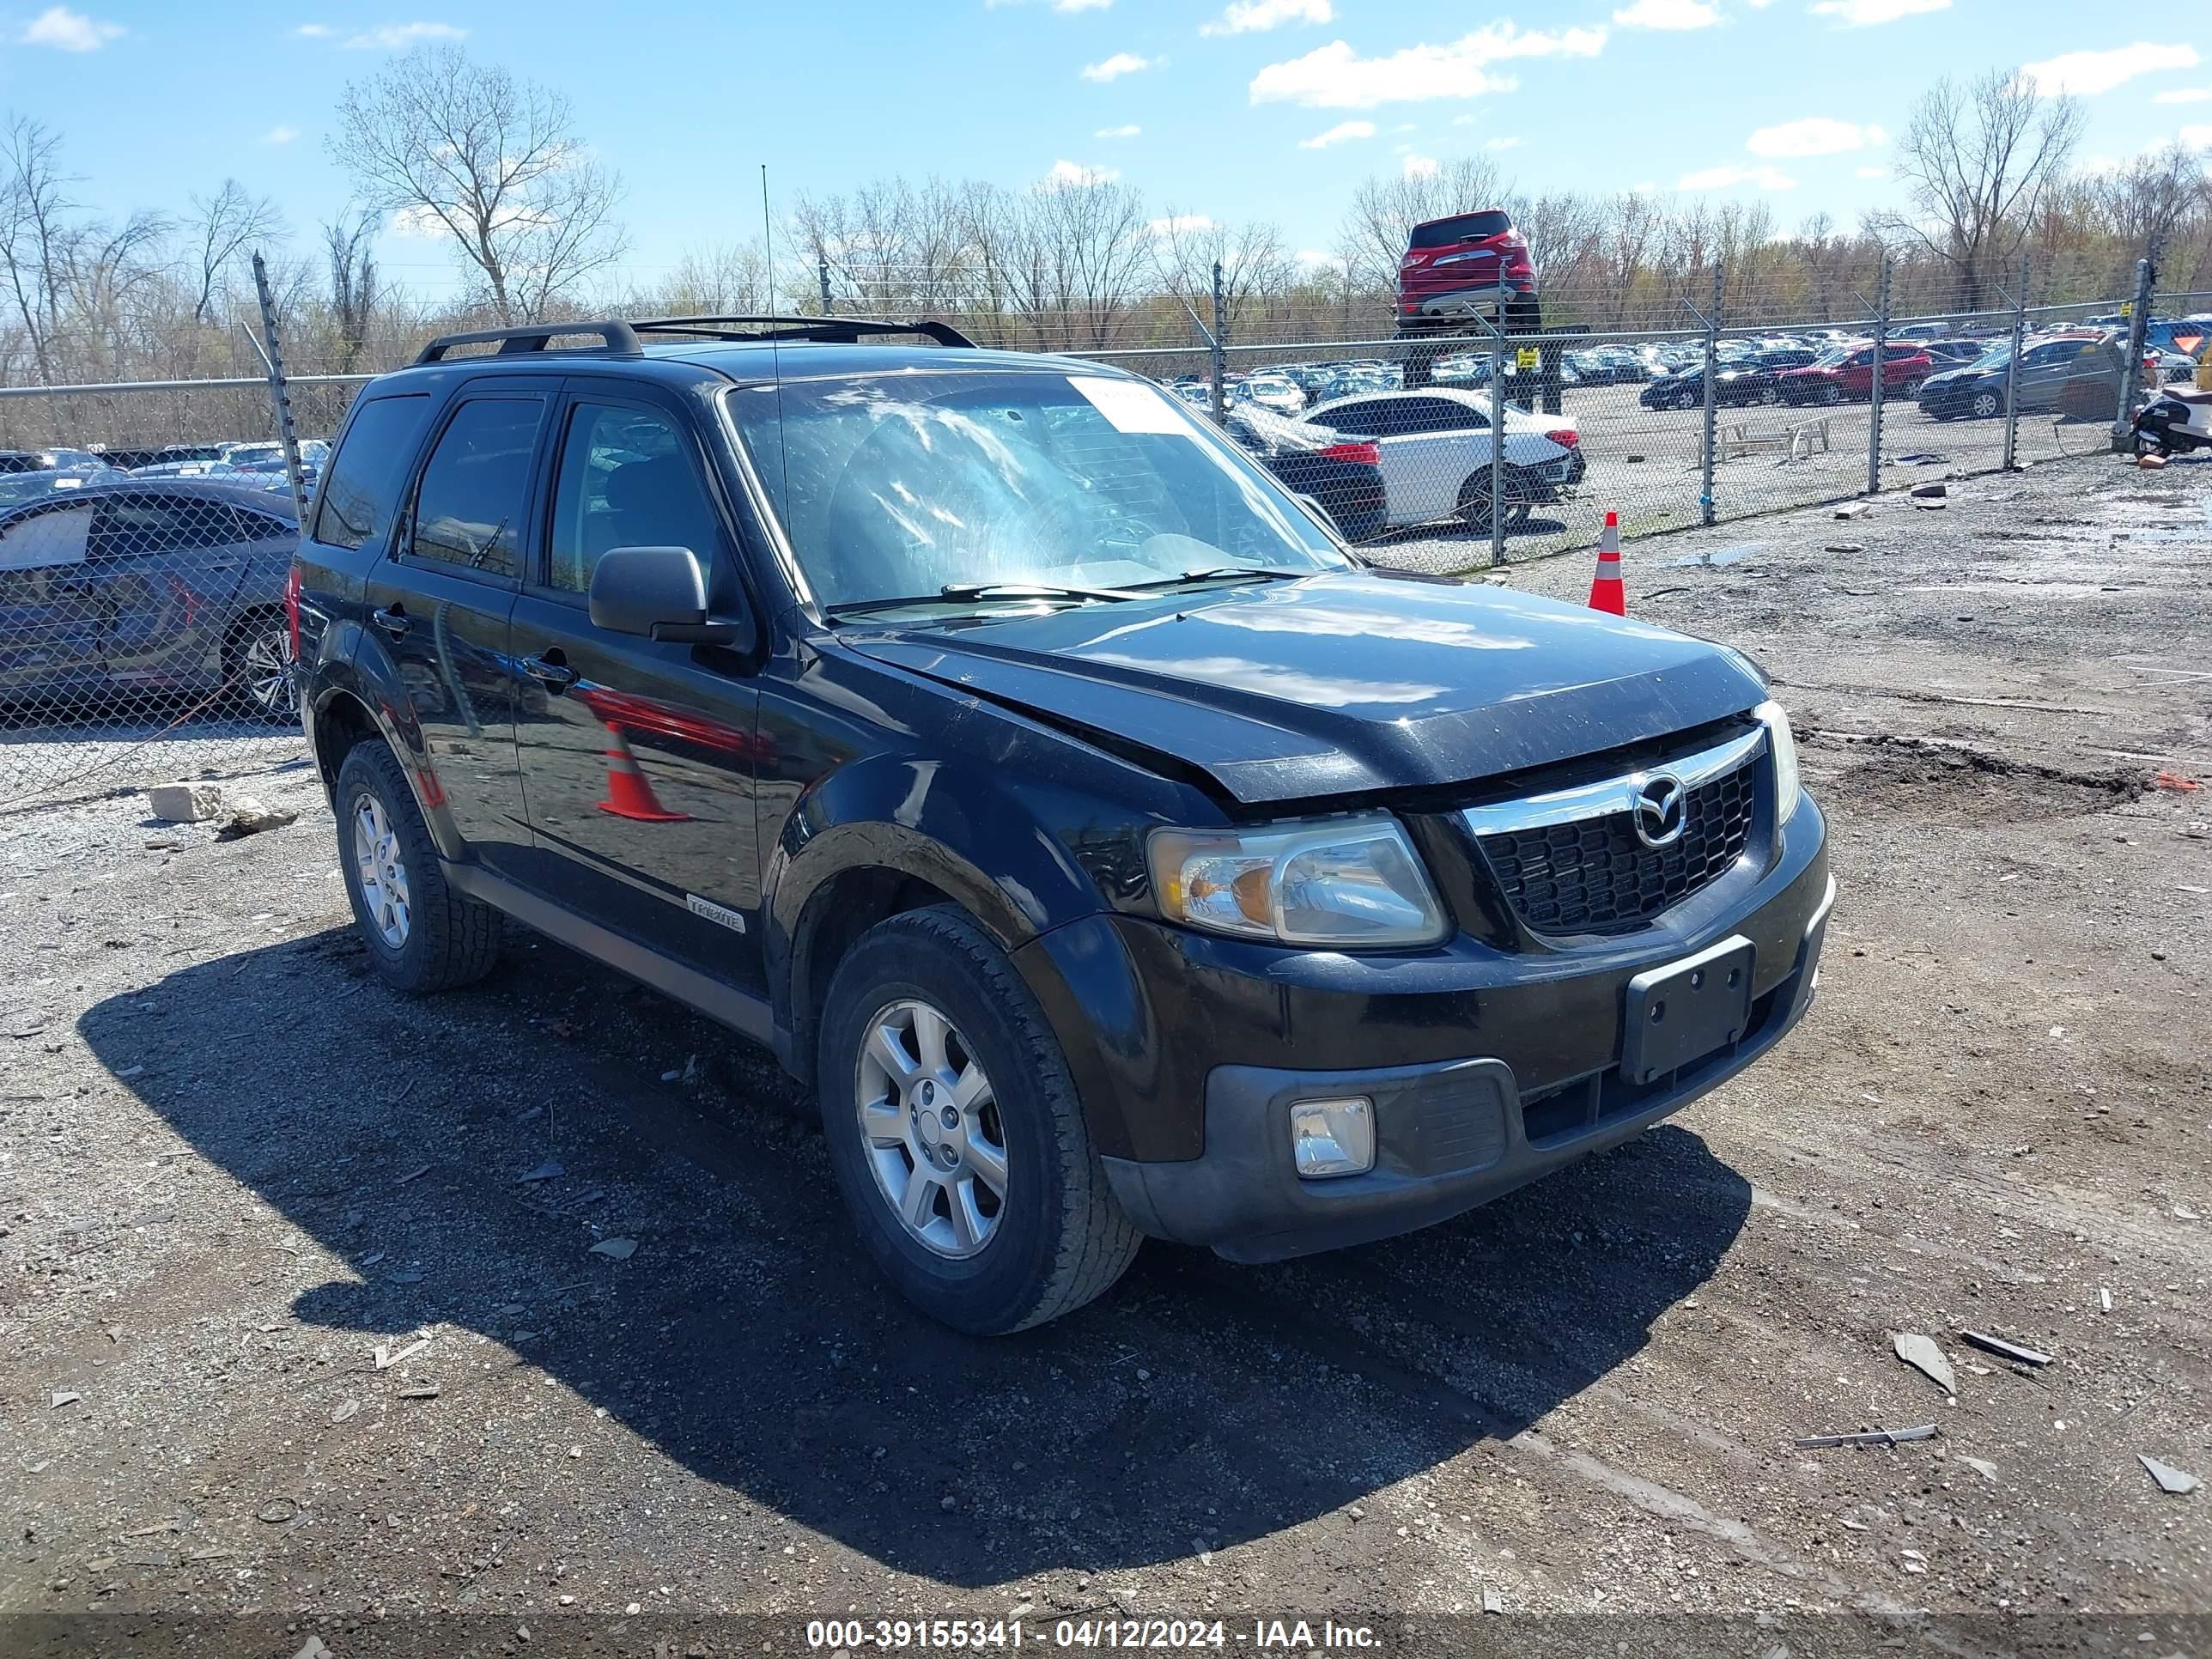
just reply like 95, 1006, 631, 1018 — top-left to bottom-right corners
507, 390, 763, 994
362, 392, 548, 874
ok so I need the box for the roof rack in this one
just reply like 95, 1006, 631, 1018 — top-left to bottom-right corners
629, 314, 977, 349
414, 321, 642, 365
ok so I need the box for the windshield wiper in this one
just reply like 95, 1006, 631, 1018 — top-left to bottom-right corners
1128, 566, 1310, 589
824, 581, 1141, 620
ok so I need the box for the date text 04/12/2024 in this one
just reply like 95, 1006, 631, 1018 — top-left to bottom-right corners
804, 1620, 1382, 1650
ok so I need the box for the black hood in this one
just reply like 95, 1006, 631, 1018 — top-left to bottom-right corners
842, 572, 1765, 805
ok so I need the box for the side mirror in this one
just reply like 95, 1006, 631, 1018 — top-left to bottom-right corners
587, 545, 738, 645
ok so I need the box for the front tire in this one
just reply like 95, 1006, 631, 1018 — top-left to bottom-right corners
335, 739, 503, 994
1968, 388, 2003, 421
817, 904, 1142, 1334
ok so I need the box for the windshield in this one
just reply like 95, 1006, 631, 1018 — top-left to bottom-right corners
726, 369, 1352, 613
1968, 344, 2012, 370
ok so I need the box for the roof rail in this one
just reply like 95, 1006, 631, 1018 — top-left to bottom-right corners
629, 314, 977, 349
413, 321, 643, 365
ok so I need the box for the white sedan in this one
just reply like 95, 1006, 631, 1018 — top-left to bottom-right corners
1304, 387, 1584, 532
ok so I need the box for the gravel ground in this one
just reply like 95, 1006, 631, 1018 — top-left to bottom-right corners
1, 449, 2208, 1656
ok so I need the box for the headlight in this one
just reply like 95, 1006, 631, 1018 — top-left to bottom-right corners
1756, 700, 1802, 823
1148, 814, 1449, 948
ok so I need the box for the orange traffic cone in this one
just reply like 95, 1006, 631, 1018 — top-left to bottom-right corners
596, 726, 690, 822
1587, 511, 1626, 616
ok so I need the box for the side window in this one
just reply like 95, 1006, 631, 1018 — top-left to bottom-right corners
1318, 399, 1382, 438
236, 507, 298, 542
545, 402, 721, 594
409, 398, 544, 581
1846, 350, 1873, 368
0, 501, 94, 572
88, 495, 242, 560
313, 393, 433, 552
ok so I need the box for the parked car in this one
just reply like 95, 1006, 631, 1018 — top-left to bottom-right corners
1920, 339, 1989, 366
0, 465, 125, 507
291, 315, 1831, 1334
1224, 408, 1387, 542
1639, 349, 1816, 412
0, 477, 301, 720
1775, 343, 1934, 406
0, 447, 108, 473
1304, 387, 1582, 532
1396, 208, 1539, 335
1917, 331, 2131, 422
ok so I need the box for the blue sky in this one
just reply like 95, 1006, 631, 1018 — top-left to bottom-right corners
1, 1, 2203, 294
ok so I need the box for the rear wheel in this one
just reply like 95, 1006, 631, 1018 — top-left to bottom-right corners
817, 904, 1142, 1334
1457, 467, 1536, 532
335, 740, 503, 994
225, 610, 299, 724
1818, 383, 1844, 406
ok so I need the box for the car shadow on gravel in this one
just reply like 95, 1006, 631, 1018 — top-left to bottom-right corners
81, 927, 1752, 1587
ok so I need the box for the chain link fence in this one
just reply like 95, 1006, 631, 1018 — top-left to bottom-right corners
3, 253, 2196, 811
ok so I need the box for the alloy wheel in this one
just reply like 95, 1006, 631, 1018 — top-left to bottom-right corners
854, 998, 1008, 1259
240, 623, 299, 720
352, 792, 411, 950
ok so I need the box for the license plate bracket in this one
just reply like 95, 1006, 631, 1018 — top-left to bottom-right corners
1621, 935, 1755, 1085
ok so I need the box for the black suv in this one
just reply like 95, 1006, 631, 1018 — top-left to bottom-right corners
294, 316, 1834, 1334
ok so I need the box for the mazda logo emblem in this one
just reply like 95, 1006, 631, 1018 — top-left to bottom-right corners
1632, 774, 1688, 848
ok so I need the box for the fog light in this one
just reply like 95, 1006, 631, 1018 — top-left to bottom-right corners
1289, 1097, 1375, 1179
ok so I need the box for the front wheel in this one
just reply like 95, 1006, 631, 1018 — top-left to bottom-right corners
1967, 388, 2003, 421
817, 904, 1142, 1334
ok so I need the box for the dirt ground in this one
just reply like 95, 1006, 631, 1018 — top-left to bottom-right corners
1, 450, 2207, 1657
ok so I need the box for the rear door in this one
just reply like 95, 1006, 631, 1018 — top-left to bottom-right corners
0, 499, 103, 703
88, 489, 256, 694
362, 391, 547, 874
507, 386, 764, 991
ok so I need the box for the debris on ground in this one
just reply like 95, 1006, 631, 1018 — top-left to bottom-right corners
50, 1390, 81, 1408
372, 1336, 431, 1371
396, 1386, 441, 1401
1892, 1332, 1958, 1395
1957, 1455, 2000, 1482
1795, 1424, 1940, 1449
1911, 494, 1948, 510
2139, 453, 2169, 471
1909, 482, 1948, 498
1834, 501, 1873, 520
216, 798, 301, 840
144, 781, 224, 823
331, 1398, 360, 1424
520, 1158, 566, 1183
1958, 1330, 2053, 1367
2138, 1455, 2201, 1495
394, 1164, 430, 1186
1825, 543, 1865, 554
2153, 771, 2202, 793
590, 1237, 638, 1260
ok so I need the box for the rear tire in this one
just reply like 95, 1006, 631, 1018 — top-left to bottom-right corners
335, 739, 503, 994
1457, 467, 1536, 532
817, 904, 1142, 1334
225, 609, 299, 725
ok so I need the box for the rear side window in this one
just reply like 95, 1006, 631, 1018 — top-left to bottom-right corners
546, 403, 720, 594
1408, 211, 1512, 249
409, 398, 544, 581
314, 394, 431, 552
89, 495, 242, 558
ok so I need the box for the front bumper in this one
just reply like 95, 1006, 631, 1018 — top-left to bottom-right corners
1099, 865, 1834, 1262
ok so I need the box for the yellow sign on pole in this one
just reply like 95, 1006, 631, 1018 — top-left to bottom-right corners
1516, 347, 1540, 372
2120, 301, 2134, 318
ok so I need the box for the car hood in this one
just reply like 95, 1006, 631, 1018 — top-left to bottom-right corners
842, 573, 1764, 805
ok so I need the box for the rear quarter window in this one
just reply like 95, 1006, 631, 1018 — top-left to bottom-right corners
313, 394, 432, 552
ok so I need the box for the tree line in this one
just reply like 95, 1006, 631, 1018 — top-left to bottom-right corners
2, 46, 2207, 447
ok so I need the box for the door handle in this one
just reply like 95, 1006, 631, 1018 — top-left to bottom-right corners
371, 605, 410, 639
520, 652, 576, 690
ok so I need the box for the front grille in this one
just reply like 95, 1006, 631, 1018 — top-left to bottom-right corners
1477, 757, 1757, 934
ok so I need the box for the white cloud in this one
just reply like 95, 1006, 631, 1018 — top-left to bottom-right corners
1080, 51, 1154, 81
1747, 117, 1885, 157
1403, 153, 1440, 179
1297, 118, 1376, 148
1677, 161, 1797, 191
2022, 43, 2200, 98
2155, 88, 2211, 105
263, 125, 301, 145
344, 21, 468, 49
1807, 0, 1948, 26
1054, 0, 1111, 9
1613, 0, 1720, 29
1149, 214, 1215, 236
1201, 0, 1332, 35
1094, 123, 1142, 137
2185, 125, 2212, 151
1249, 23, 1607, 108
1486, 135, 1525, 150
1045, 158, 1121, 185
19, 7, 124, 50
295, 22, 333, 36
1855, 164, 1886, 178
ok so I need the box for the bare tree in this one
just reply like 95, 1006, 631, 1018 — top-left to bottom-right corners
651, 240, 775, 315
1151, 213, 1293, 339
1885, 70, 2085, 310
323, 208, 380, 373
0, 116, 75, 381
185, 179, 282, 324
329, 44, 626, 323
